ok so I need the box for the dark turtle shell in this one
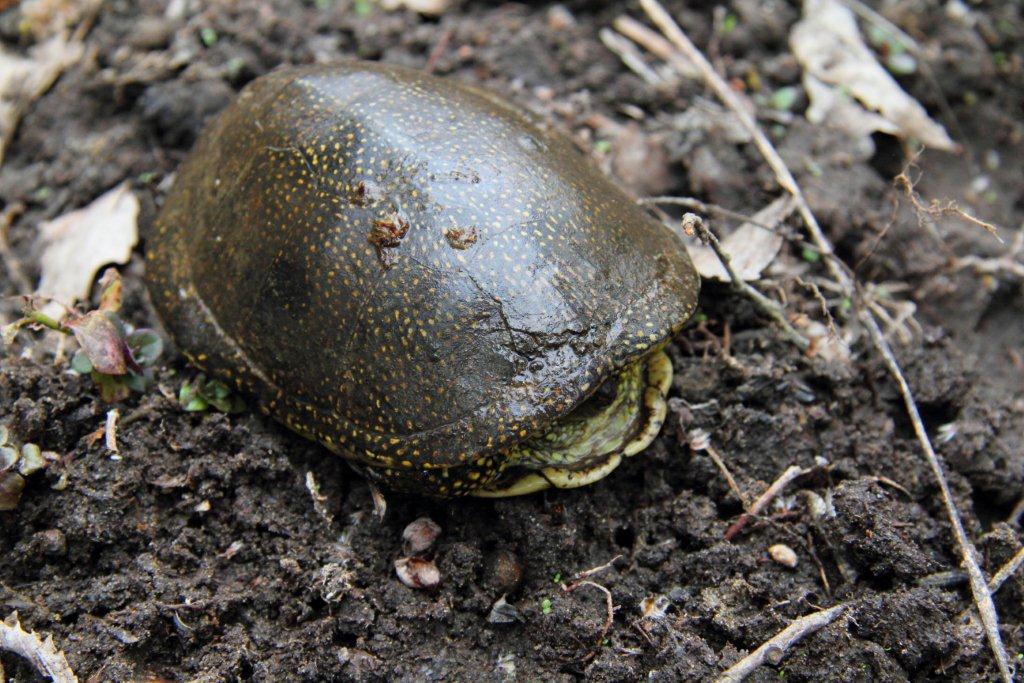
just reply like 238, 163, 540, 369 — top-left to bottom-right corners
146, 61, 699, 495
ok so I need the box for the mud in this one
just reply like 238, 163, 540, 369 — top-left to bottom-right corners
1, 0, 1022, 680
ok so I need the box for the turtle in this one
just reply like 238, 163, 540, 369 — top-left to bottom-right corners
146, 61, 700, 497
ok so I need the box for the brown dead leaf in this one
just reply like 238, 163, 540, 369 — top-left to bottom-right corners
790, 0, 956, 151
37, 182, 139, 317
0, 36, 83, 166
687, 196, 796, 281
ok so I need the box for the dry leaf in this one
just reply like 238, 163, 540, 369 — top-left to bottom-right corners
687, 196, 796, 281
37, 182, 139, 317
0, 36, 83, 166
790, 0, 956, 151
18, 0, 99, 40
65, 311, 130, 375
0, 611, 78, 683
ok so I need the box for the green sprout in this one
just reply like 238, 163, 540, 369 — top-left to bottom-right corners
354, 0, 373, 17
178, 374, 246, 414
3, 269, 164, 403
552, 572, 561, 584
593, 140, 612, 154
540, 598, 553, 615
720, 13, 738, 35
199, 26, 218, 47
768, 86, 799, 112
801, 247, 821, 263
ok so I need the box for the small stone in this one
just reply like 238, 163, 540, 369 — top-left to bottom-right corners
18, 443, 45, 476
0, 471, 25, 511
34, 529, 67, 557
0, 446, 19, 470
488, 596, 523, 624
484, 549, 524, 595
394, 557, 441, 590
768, 543, 798, 568
402, 517, 441, 555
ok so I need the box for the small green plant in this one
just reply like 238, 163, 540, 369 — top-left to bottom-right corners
719, 12, 738, 35
199, 26, 219, 47
801, 247, 821, 263
178, 373, 246, 413
552, 572, 561, 584
540, 598, 553, 615
353, 0, 373, 17
2, 269, 164, 403
0, 424, 56, 511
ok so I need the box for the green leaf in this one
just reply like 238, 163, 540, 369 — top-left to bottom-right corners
769, 86, 799, 112
127, 329, 164, 367
200, 26, 218, 46
720, 13, 738, 35
94, 373, 130, 403
184, 397, 210, 412
541, 598, 552, 615
71, 349, 94, 374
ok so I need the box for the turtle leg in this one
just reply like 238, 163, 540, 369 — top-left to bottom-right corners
470, 454, 625, 498
470, 350, 673, 498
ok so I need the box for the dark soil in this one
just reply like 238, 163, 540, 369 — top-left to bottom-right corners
2, 1, 1022, 681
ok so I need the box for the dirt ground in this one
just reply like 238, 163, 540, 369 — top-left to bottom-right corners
1, 0, 1023, 680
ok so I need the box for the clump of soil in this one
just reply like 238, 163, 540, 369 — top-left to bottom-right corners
1, 1, 1022, 681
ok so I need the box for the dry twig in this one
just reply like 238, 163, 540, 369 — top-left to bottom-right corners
861, 311, 1013, 681
688, 428, 749, 508
622, 3, 1012, 677
895, 170, 1002, 242
0, 612, 77, 683
561, 556, 623, 660
714, 603, 848, 682
725, 465, 810, 541
0, 203, 32, 296
683, 213, 810, 350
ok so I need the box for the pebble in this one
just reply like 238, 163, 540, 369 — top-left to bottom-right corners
768, 543, 798, 568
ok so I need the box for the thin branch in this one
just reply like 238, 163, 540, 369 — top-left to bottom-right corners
636, 0, 855, 296
987, 546, 1024, 596
895, 171, 1002, 242
725, 465, 810, 541
0, 203, 32, 296
714, 603, 848, 682
688, 428, 749, 508
562, 556, 623, 661
860, 310, 1013, 681
684, 213, 810, 350
565, 555, 622, 585
564, 580, 616, 656
626, 3, 1013, 677
599, 28, 668, 87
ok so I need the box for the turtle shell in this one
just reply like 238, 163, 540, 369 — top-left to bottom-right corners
146, 61, 699, 493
